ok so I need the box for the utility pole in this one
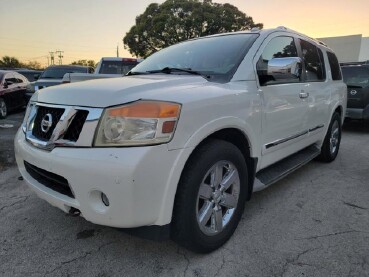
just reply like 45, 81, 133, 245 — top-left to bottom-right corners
49, 51, 55, 65
55, 50, 64, 65
116, 44, 119, 57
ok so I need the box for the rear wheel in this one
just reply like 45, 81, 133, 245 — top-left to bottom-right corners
318, 112, 342, 162
0, 98, 7, 119
172, 139, 248, 253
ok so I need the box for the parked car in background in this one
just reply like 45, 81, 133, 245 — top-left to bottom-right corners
15, 27, 346, 253
341, 64, 369, 120
15, 69, 43, 82
26, 65, 94, 100
62, 57, 143, 83
0, 70, 29, 118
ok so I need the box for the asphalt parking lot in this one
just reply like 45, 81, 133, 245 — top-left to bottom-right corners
1, 111, 368, 277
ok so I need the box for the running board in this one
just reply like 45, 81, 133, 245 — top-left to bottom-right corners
253, 145, 321, 192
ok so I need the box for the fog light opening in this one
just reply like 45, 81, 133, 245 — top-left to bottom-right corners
101, 192, 110, 206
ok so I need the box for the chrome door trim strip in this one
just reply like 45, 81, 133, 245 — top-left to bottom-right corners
265, 130, 309, 149
265, 124, 325, 149
309, 124, 324, 132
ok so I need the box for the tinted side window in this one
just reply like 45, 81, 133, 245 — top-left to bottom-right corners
327, 52, 342, 80
300, 39, 325, 82
257, 36, 299, 86
14, 73, 25, 83
4, 74, 17, 84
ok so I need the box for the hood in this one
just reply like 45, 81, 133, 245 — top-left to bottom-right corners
31, 75, 208, 107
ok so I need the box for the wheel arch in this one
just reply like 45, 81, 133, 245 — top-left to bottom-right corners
332, 104, 344, 125
197, 128, 257, 201
157, 119, 259, 226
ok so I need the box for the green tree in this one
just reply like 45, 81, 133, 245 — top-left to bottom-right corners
71, 59, 96, 68
24, 61, 43, 70
123, 0, 263, 58
0, 56, 23, 68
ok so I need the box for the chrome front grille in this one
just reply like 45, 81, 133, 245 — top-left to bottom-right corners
62, 110, 89, 142
32, 106, 65, 141
23, 103, 103, 150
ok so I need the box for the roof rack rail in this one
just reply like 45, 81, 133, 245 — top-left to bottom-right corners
277, 26, 288, 30
317, 40, 328, 47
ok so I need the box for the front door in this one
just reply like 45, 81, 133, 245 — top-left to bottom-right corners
254, 35, 309, 168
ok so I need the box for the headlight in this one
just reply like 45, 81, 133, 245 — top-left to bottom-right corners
94, 100, 181, 146
21, 102, 34, 133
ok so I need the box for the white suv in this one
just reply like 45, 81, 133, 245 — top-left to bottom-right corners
15, 27, 346, 253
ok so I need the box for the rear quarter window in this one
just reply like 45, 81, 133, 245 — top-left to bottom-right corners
327, 52, 342, 80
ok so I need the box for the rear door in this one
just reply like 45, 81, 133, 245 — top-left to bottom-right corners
298, 39, 330, 136
14, 73, 28, 107
2, 73, 18, 109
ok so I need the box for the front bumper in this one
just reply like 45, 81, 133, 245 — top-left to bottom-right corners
15, 129, 184, 228
346, 105, 369, 120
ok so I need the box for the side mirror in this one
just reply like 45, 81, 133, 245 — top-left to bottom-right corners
34, 74, 40, 80
267, 57, 302, 80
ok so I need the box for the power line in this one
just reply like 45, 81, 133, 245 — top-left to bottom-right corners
55, 50, 64, 65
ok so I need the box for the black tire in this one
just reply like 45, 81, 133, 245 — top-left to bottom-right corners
318, 112, 342, 162
171, 139, 248, 253
0, 98, 7, 119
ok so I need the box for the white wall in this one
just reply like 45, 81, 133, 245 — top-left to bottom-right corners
318, 35, 362, 63
359, 37, 369, 62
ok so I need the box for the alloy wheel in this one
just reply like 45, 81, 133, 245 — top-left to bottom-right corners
196, 160, 240, 236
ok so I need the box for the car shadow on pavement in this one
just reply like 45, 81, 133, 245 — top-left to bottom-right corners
343, 119, 369, 133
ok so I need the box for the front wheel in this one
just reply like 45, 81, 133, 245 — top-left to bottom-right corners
0, 98, 7, 119
318, 112, 342, 162
171, 139, 248, 253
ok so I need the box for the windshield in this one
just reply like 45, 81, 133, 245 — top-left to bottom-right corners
40, 67, 88, 79
131, 33, 258, 83
342, 66, 369, 87
99, 61, 139, 74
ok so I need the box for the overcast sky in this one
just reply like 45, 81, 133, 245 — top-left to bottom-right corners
0, 0, 368, 66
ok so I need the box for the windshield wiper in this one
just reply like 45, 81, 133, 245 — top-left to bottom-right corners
126, 71, 150, 76
147, 67, 210, 79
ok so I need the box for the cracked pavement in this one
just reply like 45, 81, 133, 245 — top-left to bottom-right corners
1, 112, 369, 277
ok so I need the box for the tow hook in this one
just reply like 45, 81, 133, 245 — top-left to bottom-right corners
69, 207, 81, 217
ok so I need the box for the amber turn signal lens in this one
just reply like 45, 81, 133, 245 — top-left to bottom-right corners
162, 121, 176, 133
108, 101, 181, 118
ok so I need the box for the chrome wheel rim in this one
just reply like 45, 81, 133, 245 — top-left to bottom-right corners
330, 120, 340, 154
0, 100, 6, 117
196, 160, 240, 236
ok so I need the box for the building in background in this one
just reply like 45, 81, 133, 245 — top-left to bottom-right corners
318, 34, 369, 63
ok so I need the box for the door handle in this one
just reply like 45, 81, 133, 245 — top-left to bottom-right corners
299, 91, 309, 99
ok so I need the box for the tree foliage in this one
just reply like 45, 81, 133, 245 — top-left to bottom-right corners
123, 0, 263, 58
71, 59, 96, 68
0, 56, 43, 70
24, 61, 43, 70
0, 56, 23, 68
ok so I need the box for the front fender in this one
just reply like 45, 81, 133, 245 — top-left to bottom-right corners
156, 116, 260, 225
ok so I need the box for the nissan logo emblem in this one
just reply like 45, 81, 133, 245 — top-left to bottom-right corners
41, 113, 53, 133
350, 90, 357, 96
